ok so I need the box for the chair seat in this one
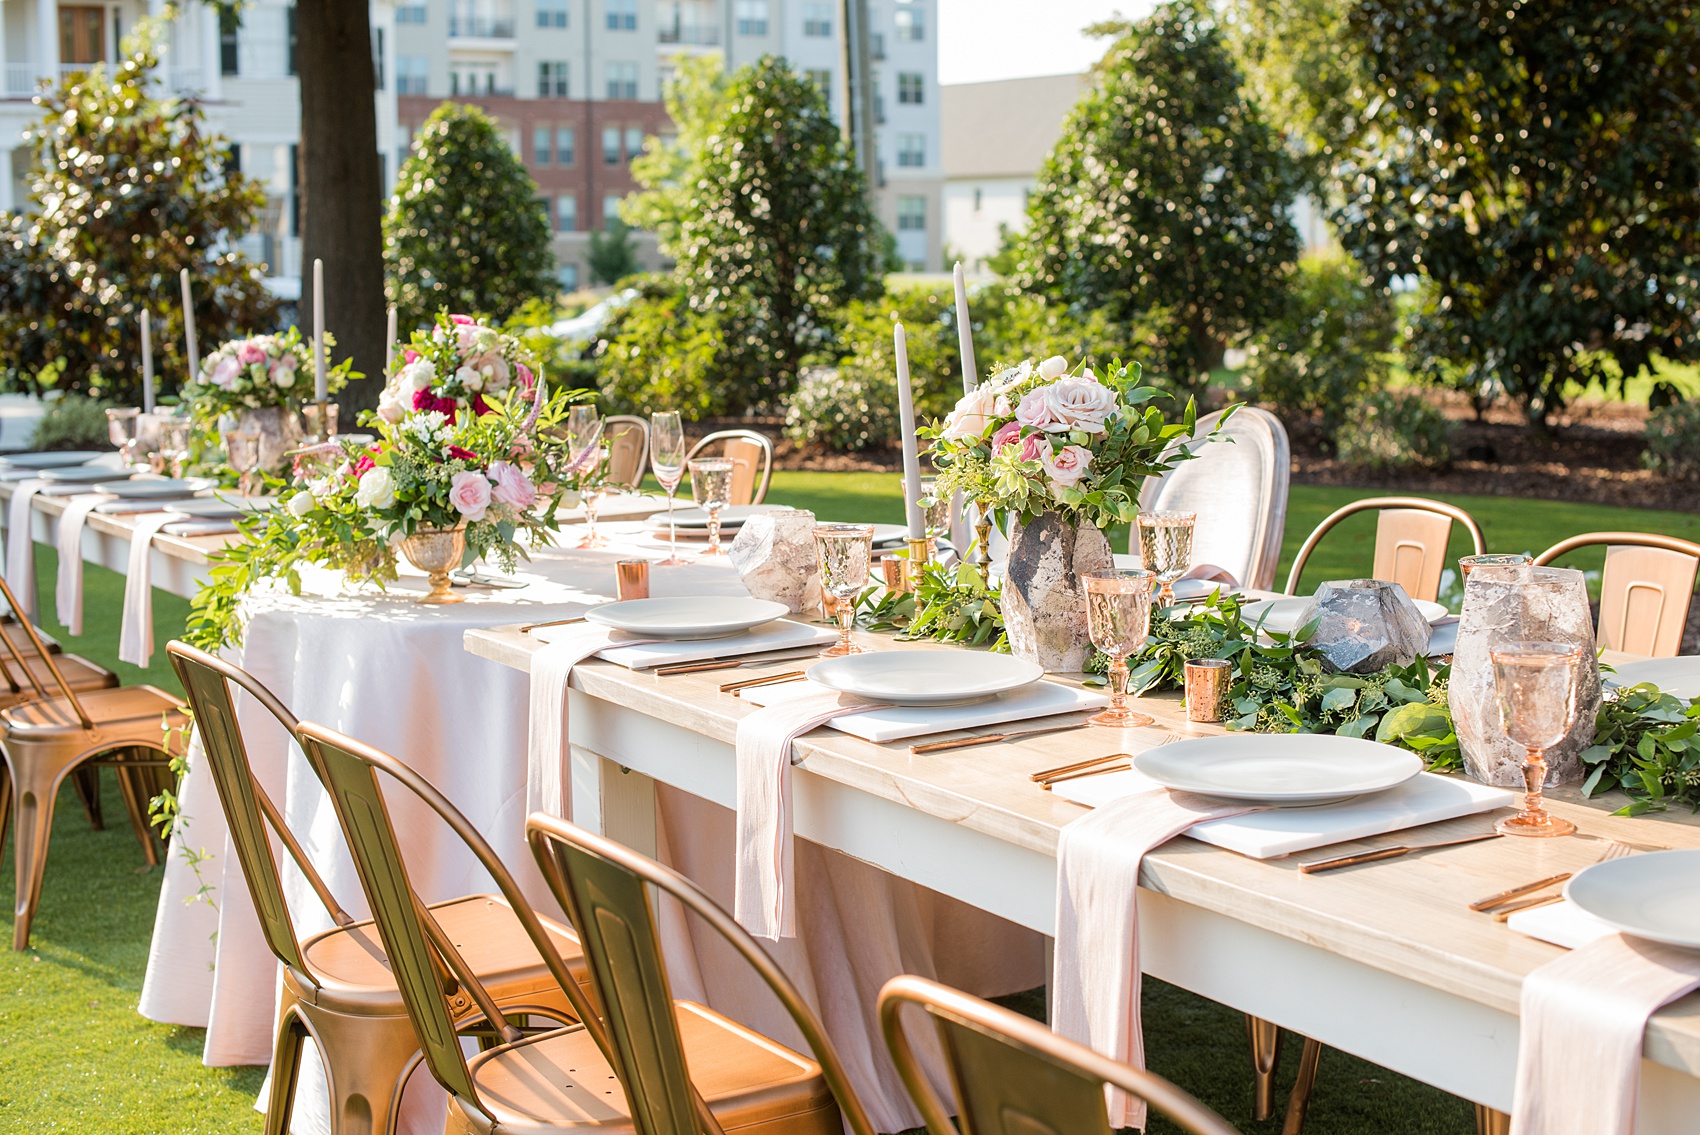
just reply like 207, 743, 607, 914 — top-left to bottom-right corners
0, 653, 118, 709
465, 1000, 839, 1135
301, 893, 589, 1016
0, 616, 59, 653
1, 684, 186, 738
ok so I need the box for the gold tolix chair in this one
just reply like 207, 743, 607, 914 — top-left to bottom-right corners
296, 715, 876, 1135
1285, 496, 1486, 603
604, 415, 651, 490
879, 974, 1240, 1135
1534, 532, 1700, 658
168, 643, 590, 1135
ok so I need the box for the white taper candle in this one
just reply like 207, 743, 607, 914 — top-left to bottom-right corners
893, 321, 925, 541
312, 258, 327, 402
140, 309, 155, 413
179, 268, 198, 381
953, 261, 978, 393
384, 304, 397, 379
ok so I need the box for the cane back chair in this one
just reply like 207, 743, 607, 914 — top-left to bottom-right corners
167, 643, 589, 1135
604, 416, 651, 490
1533, 532, 1700, 657
1285, 496, 1486, 603
879, 975, 1240, 1135
686, 430, 774, 506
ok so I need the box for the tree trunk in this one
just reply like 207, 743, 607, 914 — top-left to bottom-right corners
297, 0, 385, 418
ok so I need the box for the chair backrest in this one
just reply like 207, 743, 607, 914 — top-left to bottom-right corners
0, 570, 92, 727
1135, 406, 1290, 590
605, 415, 650, 490
526, 812, 876, 1135
1284, 496, 1486, 602
1533, 532, 1700, 657
296, 722, 608, 1113
166, 642, 354, 977
878, 975, 1239, 1135
686, 430, 774, 506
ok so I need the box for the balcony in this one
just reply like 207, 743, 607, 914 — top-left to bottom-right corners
449, 15, 516, 38
3, 61, 207, 98
658, 23, 719, 44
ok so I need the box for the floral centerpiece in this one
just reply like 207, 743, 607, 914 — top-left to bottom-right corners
182, 328, 354, 472
924, 355, 1212, 670
187, 313, 587, 645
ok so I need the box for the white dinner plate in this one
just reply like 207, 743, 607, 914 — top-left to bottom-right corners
39, 466, 132, 484
585, 596, 789, 640
645, 505, 783, 532
807, 651, 1044, 707
92, 477, 216, 499
1605, 657, 1700, 701
1566, 849, 1700, 950
0, 450, 105, 469
1132, 734, 1423, 806
1242, 595, 1449, 636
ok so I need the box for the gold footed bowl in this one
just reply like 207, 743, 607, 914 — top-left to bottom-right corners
400, 523, 468, 605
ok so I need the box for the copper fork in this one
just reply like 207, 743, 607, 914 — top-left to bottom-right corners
1471, 839, 1635, 915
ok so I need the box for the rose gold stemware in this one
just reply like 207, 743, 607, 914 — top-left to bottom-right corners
1084, 568, 1156, 728
814, 523, 875, 657
1491, 640, 1582, 838
1137, 510, 1196, 607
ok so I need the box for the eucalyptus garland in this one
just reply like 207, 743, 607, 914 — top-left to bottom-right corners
857, 561, 1008, 650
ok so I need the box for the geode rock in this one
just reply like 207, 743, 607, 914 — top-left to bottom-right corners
1451, 564, 1601, 787
727, 508, 822, 615
1002, 510, 1115, 673
1295, 579, 1432, 674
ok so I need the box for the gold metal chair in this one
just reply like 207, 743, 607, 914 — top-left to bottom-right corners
686, 429, 774, 505
167, 643, 590, 1135
0, 573, 184, 950
1533, 532, 1700, 657
604, 415, 650, 490
1285, 495, 1486, 602
879, 974, 1240, 1135
300, 721, 873, 1135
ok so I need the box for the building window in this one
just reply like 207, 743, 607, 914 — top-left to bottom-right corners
802, 1, 832, 36
735, 0, 768, 36
606, 61, 637, 99
538, 60, 569, 97
559, 264, 580, 289
219, 6, 239, 75
556, 127, 576, 164
896, 132, 925, 168
452, 65, 499, 95
602, 126, 621, 165
623, 127, 644, 162
897, 195, 926, 231
897, 71, 923, 105
396, 2, 427, 22
557, 195, 577, 232
894, 2, 924, 42
605, 0, 637, 31
536, 0, 569, 27
805, 68, 831, 96
371, 28, 385, 90
603, 195, 623, 230
396, 55, 428, 94
533, 125, 552, 165
972, 187, 982, 212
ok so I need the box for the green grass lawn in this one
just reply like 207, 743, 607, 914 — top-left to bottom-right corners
3, 477, 1695, 1132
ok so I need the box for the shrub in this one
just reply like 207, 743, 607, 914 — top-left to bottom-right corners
1643, 400, 1700, 480
785, 366, 899, 451
30, 393, 115, 451
1335, 389, 1453, 470
1241, 253, 1395, 442
593, 279, 730, 418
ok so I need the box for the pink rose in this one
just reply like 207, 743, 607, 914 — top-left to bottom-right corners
448, 470, 491, 522
449, 314, 476, 325
1015, 387, 1062, 432
209, 356, 240, 389
1042, 444, 1093, 488
941, 386, 998, 442
236, 341, 266, 366
1044, 375, 1119, 434
1017, 433, 1049, 464
516, 363, 535, 394
487, 460, 537, 510
990, 421, 1022, 451
403, 348, 421, 364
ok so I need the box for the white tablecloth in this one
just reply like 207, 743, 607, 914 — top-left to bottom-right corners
138, 521, 1042, 1134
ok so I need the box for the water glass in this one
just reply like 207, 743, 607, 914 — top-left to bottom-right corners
106, 407, 144, 468
566, 406, 606, 548
650, 411, 687, 565
1137, 510, 1196, 607
1084, 568, 1156, 727
1459, 553, 1531, 579
159, 418, 193, 478
1491, 641, 1582, 838
913, 476, 950, 541
689, 458, 734, 556
575, 446, 609, 549
814, 523, 875, 657
223, 429, 261, 496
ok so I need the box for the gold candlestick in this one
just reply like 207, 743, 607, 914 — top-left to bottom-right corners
971, 503, 994, 568
902, 536, 934, 591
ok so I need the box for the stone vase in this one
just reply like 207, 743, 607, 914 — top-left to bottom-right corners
1450, 564, 1601, 787
727, 508, 822, 615
1294, 579, 1432, 673
1001, 511, 1115, 673
236, 406, 304, 475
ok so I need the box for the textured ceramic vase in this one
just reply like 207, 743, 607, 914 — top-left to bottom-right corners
236, 406, 304, 475
1450, 564, 1601, 787
400, 522, 467, 605
1001, 510, 1115, 673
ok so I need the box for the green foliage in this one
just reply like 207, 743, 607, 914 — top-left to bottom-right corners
1240, 253, 1396, 442
587, 219, 640, 287
665, 56, 884, 403
1582, 682, 1700, 815
974, 285, 1158, 388
0, 41, 280, 402
785, 367, 898, 452
384, 103, 557, 331
591, 277, 732, 417
1334, 389, 1454, 471
1643, 400, 1700, 480
857, 562, 1008, 650
1017, 1, 1302, 391
29, 394, 116, 451
1223, 0, 1365, 187
1333, 0, 1700, 429
623, 55, 733, 251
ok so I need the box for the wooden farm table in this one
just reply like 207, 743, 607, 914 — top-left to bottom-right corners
464, 625, 1700, 1129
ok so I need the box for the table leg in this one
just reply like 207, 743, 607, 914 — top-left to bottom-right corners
1474, 1104, 1510, 1135
568, 741, 656, 857
1248, 1015, 1282, 1121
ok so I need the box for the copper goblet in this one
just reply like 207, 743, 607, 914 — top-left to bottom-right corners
814, 523, 875, 657
1085, 568, 1156, 728
1137, 510, 1196, 608
1491, 640, 1582, 838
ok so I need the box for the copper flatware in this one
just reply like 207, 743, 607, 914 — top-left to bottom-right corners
1299, 832, 1503, 875
519, 615, 589, 634
1040, 760, 1131, 789
720, 670, 807, 695
653, 651, 823, 677
1469, 839, 1634, 912
911, 721, 1092, 755
1029, 751, 1131, 783
1493, 893, 1565, 922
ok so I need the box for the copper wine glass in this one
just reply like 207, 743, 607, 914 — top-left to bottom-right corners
1085, 568, 1156, 727
814, 523, 875, 657
1491, 640, 1582, 838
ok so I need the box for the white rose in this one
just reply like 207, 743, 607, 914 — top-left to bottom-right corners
1043, 374, 1119, 434
287, 489, 316, 517
1038, 355, 1069, 380
355, 465, 397, 510
455, 365, 483, 392
942, 385, 999, 442
376, 390, 406, 423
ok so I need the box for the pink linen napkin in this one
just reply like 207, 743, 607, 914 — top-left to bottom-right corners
1053, 788, 1262, 1130
118, 513, 176, 667
1181, 563, 1239, 587
1510, 932, 1700, 1135
733, 690, 883, 940
526, 624, 655, 818
5, 478, 47, 620
54, 493, 109, 636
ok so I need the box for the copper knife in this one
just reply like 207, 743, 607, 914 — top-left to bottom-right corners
910, 721, 1093, 755
1468, 872, 1574, 912
1299, 832, 1503, 875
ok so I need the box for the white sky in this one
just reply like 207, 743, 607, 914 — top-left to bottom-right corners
936, 0, 1158, 85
